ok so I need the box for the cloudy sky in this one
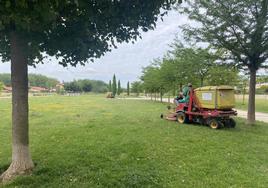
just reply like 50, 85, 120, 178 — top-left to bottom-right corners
0, 10, 188, 87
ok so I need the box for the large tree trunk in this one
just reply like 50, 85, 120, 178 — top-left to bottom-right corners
1, 32, 34, 182
247, 67, 256, 125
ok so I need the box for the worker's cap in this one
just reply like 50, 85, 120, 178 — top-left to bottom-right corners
188, 83, 192, 87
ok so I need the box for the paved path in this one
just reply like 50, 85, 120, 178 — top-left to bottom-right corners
120, 97, 268, 123
235, 109, 268, 123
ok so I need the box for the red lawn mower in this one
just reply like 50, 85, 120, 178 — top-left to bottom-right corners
161, 86, 237, 129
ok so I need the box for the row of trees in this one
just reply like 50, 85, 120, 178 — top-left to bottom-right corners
257, 75, 268, 84
64, 80, 108, 93
107, 75, 134, 97
138, 44, 239, 100
108, 74, 123, 96
0, 73, 59, 88
131, 81, 144, 96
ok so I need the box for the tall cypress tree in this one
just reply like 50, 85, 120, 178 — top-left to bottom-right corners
112, 74, 117, 96
117, 80, 121, 95
108, 80, 112, 92
127, 81, 130, 96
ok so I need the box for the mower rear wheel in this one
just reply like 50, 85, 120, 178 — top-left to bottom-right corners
224, 118, 236, 128
177, 112, 188, 124
229, 118, 236, 128
208, 119, 222, 129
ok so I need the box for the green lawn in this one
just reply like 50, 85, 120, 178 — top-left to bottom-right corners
236, 98, 268, 113
0, 95, 268, 188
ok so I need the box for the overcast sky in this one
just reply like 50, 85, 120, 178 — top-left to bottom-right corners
0, 11, 189, 87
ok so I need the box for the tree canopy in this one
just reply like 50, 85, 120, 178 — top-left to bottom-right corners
131, 81, 143, 96
0, 73, 59, 88
179, 0, 268, 70
64, 79, 108, 93
0, 0, 178, 66
140, 44, 239, 97
0, 81, 3, 93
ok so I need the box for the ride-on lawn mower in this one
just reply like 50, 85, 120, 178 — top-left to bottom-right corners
161, 86, 237, 129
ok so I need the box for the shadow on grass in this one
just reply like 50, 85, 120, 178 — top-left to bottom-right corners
0, 164, 9, 175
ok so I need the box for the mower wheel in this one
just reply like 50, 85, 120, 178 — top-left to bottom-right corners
208, 119, 222, 129
224, 118, 236, 128
229, 118, 236, 128
176, 112, 188, 124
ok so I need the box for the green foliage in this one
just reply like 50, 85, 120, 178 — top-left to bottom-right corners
0, 73, 59, 88
179, 0, 268, 71
0, 73, 11, 86
0, 81, 3, 93
0, 95, 268, 187
56, 87, 65, 95
234, 75, 249, 95
205, 65, 239, 86
257, 75, 268, 84
256, 85, 268, 94
141, 43, 239, 97
131, 81, 143, 96
178, 0, 268, 122
108, 80, 112, 92
64, 79, 107, 93
0, 0, 178, 65
127, 81, 130, 96
29, 74, 59, 88
141, 63, 163, 94
168, 44, 219, 87
112, 74, 117, 96
90, 80, 108, 93
80, 80, 93, 92
64, 81, 82, 92
117, 80, 121, 96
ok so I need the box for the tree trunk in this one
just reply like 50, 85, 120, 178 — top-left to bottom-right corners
1, 32, 34, 182
242, 85, 246, 105
179, 83, 182, 92
201, 77, 204, 87
173, 85, 176, 96
247, 68, 256, 125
